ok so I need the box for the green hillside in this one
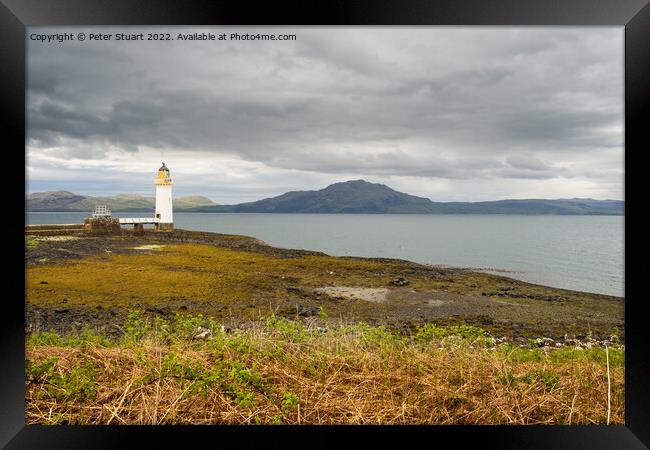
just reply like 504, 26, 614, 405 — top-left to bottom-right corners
27, 191, 217, 212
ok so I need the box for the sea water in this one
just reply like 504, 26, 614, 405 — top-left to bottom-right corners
27, 212, 624, 297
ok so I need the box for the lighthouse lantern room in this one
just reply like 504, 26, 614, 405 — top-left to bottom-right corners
154, 162, 174, 231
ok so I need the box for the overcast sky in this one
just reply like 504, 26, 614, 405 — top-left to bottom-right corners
26, 27, 623, 203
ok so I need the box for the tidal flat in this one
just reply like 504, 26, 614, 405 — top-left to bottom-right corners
25, 228, 623, 343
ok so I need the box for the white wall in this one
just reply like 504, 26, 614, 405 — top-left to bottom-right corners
155, 184, 173, 223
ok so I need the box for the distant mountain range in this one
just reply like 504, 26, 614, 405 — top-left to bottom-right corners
189, 180, 624, 215
27, 191, 217, 212
28, 181, 624, 215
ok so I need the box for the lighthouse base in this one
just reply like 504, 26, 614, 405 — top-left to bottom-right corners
155, 222, 174, 232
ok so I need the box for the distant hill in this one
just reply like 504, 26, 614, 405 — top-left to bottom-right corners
27, 191, 217, 212
28, 182, 624, 215
189, 180, 624, 215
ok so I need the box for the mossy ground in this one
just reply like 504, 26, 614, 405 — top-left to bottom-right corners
26, 229, 624, 342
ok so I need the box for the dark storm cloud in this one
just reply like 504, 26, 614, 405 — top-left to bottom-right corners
26, 27, 623, 200
31, 100, 114, 140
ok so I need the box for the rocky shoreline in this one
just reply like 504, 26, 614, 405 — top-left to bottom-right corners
25, 303, 623, 351
26, 227, 624, 344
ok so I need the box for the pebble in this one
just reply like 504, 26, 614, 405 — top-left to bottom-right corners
193, 326, 212, 340
390, 277, 410, 286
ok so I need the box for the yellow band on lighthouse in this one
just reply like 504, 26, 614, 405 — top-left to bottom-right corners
155, 168, 174, 185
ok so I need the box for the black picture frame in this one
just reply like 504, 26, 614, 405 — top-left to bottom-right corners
3, 0, 648, 448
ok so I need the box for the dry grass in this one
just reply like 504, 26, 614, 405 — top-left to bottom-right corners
25, 315, 624, 425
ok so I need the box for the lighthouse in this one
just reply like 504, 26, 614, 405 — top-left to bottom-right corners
154, 162, 174, 231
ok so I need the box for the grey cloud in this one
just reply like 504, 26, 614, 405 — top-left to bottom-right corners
28, 71, 58, 94
506, 154, 552, 171
29, 100, 113, 143
26, 27, 623, 200
501, 109, 621, 147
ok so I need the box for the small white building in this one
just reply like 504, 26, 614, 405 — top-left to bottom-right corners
154, 162, 174, 231
91, 204, 112, 218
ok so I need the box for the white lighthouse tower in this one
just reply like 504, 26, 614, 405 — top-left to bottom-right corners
154, 162, 174, 231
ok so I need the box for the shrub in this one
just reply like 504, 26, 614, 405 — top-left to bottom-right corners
414, 323, 446, 345
265, 317, 308, 343
123, 310, 151, 343
281, 391, 299, 415
414, 323, 488, 346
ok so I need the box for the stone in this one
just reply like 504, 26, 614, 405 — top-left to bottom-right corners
146, 306, 170, 315
298, 305, 319, 317
193, 326, 212, 340
390, 277, 410, 286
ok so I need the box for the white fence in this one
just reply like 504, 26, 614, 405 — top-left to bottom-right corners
118, 217, 161, 224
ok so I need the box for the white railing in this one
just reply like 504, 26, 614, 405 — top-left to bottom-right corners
92, 205, 111, 214
118, 217, 161, 224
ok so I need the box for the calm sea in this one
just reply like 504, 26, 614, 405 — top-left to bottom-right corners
27, 212, 624, 297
